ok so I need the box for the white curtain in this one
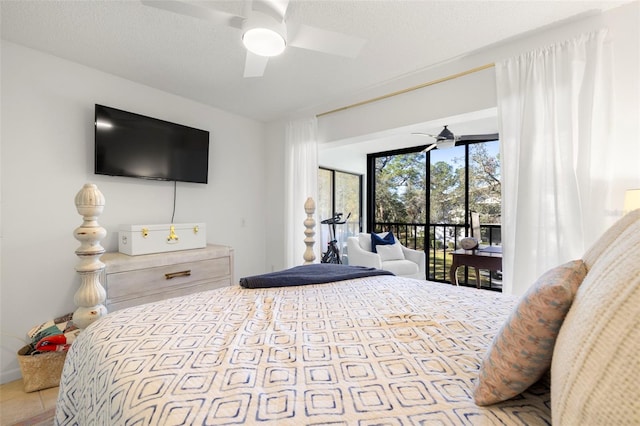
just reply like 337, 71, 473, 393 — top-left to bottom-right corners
284, 118, 318, 268
496, 30, 612, 296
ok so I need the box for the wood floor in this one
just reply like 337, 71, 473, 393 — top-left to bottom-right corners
0, 379, 57, 425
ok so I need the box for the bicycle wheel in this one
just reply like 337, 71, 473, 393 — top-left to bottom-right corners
328, 244, 342, 264
321, 248, 334, 264
332, 246, 342, 264
321, 245, 337, 264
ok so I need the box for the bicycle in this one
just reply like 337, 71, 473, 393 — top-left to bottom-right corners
320, 212, 351, 264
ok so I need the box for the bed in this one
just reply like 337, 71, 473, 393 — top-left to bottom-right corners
54, 209, 640, 425
54, 274, 550, 425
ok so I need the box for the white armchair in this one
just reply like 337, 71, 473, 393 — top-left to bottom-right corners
347, 232, 426, 279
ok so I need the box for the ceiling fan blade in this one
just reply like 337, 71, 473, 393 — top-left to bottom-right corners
272, 0, 290, 18
241, 0, 253, 18
421, 144, 437, 153
458, 133, 499, 142
141, 0, 245, 29
411, 132, 438, 139
243, 51, 269, 77
253, 0, 289, 21
288, 24, 366, 58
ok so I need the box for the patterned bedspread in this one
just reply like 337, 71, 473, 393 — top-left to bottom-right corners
55, 276, 550, 425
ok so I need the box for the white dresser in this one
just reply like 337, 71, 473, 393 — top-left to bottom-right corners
100, 244, 234, 311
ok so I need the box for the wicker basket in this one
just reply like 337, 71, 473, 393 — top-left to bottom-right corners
17, 345, 67, 392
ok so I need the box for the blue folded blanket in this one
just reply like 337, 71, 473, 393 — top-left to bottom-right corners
239, 263, 394, 289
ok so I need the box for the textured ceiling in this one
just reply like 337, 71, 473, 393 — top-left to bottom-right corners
1, 0, 630, 123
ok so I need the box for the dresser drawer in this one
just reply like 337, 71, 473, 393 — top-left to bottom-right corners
105, 257, 230, 300
107, 278, 230, 311
100, 244, 234, 312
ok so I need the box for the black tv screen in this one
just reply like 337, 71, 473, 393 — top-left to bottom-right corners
95, 104, 209, 184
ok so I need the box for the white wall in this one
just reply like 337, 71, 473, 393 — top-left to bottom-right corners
264, 121, 287, 273
0, 41, 268, 383
265, 1, 639, 269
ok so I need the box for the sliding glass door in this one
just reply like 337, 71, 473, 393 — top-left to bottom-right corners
367, 140, 501, 288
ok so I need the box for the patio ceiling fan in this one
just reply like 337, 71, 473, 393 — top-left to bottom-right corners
141, 0, 367, 78
412, 125, 499, 152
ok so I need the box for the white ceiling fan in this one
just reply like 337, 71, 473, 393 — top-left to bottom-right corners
412, 125, 499, 152
141, 0, 367, 78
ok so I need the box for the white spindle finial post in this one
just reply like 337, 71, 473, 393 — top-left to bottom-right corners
72, 183, 108, 329
303, 197, 316, 264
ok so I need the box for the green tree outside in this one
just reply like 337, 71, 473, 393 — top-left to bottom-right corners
375, 142, 500, 227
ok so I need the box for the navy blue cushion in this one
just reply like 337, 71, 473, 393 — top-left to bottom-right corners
371, 232, 395, 253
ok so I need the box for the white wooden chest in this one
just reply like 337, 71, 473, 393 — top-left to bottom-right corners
118, 223, 206, 255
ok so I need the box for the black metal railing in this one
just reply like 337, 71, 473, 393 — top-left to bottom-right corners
372, 222, 502, 290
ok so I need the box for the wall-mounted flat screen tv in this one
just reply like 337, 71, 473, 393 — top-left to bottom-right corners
95, 104, 209, 184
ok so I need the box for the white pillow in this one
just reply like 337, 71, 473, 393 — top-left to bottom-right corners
376, 243, 405, 261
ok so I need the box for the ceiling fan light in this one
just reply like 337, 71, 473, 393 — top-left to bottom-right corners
243, 27, 286, 56
437, 139, 456, 149
242, 11, 287, 57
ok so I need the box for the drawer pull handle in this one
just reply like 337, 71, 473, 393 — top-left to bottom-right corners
165, 270, 191, 279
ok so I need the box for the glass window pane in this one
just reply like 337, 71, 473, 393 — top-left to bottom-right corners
318, 168, 362, 265
374, 152, 426, 226
468, 141, 501, 245
428, 145, 465, 281
334, 172, 360, 264
429, 145, 466, 225
318, 169, 333, 250
334, 171, 360, 238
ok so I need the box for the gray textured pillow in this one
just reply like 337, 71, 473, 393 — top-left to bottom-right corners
551, 213, 640, 425
474, 260, 586, 405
